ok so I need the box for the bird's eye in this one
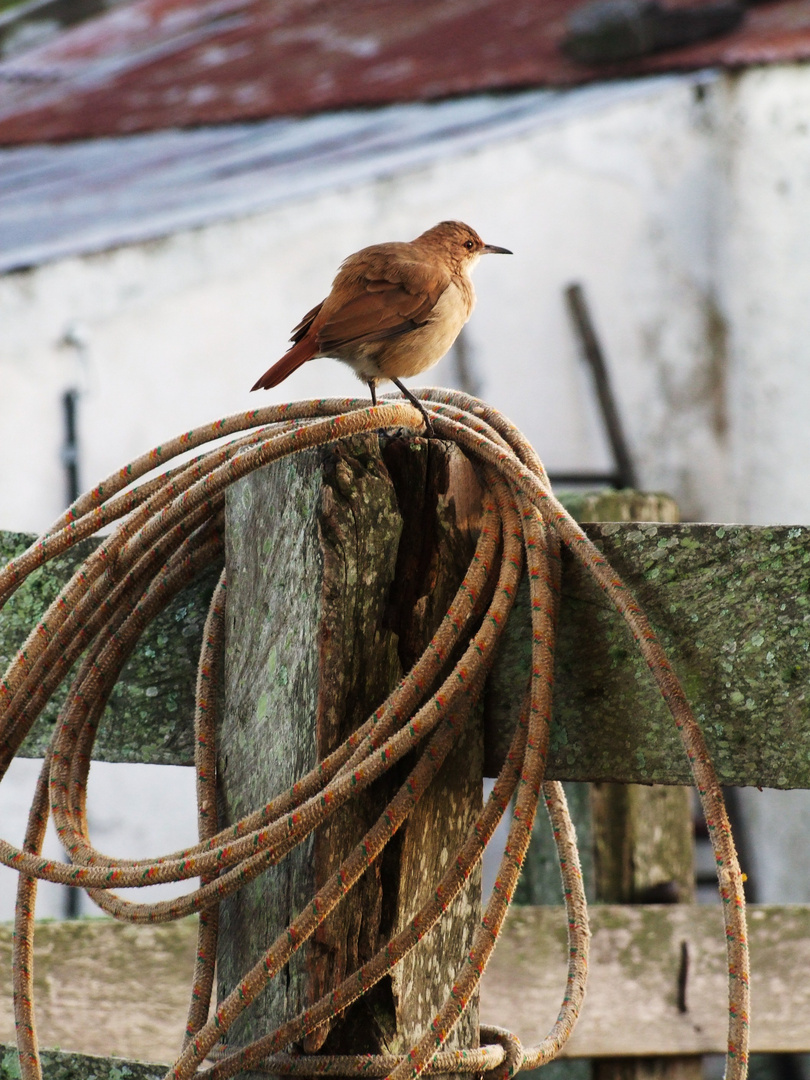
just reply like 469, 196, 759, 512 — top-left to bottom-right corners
464, 239, 475, 250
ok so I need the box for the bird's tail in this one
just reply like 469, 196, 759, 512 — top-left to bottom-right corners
250, 338, 317, 392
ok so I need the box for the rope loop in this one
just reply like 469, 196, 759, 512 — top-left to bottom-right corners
0, 391, 748, 1080
479, 1026, 524, 1080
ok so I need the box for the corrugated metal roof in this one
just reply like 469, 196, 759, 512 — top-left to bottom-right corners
0, 78, 685, 273
0, 0, 807, 145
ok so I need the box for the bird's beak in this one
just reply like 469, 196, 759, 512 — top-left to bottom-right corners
482, 243, 512, 255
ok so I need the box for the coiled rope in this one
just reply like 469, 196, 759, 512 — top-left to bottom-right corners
0, 390, 748, 1080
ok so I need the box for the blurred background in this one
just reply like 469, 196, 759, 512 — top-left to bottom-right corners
0, 0, 809, 1073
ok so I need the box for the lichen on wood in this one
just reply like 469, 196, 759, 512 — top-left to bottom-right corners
0, 531, 218, 765
485, 522, 810, 788
0, 1045, 166, 1079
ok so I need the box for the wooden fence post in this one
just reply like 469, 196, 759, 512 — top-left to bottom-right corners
514, 490, 699, 1080
578, 494, 700, 1080
217, 433, 484, 1072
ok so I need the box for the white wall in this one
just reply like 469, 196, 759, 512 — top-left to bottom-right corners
2, 68, 803, 531
0, 758, 199, 920
4, 67, 796, 533
717, 66, 810, 526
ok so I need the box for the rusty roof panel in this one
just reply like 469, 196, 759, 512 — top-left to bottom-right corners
0, 0, 808, 145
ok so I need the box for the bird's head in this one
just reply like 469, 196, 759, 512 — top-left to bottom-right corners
415, 221, 512, 274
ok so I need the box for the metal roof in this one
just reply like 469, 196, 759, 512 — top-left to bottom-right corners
0, 0, 808, 145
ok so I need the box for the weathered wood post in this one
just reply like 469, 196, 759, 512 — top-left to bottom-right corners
511, 489, 699, 1080
578, 495, 700, 1080
217, 434, 484, 1072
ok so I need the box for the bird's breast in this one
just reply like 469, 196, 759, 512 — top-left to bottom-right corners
430, 274, 476, 335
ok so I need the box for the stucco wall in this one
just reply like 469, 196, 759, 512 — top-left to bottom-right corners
2, 67, 805, 533
717, 65, 810, 526
0, 67, 781, 532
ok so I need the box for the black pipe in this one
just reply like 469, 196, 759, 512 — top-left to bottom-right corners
61, 388, 81, 918
61, 389, 80, 506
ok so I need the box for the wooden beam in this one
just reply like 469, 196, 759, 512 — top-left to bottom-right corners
0, 529, 217, 765
216, 435, 484, 1062
0, 1048, 165, 1080
484, 520, 810, 788
481, 903, 810, 1057
0, 917, 199, 1066
1, 904, 808, 1065
2, 517, 808, 787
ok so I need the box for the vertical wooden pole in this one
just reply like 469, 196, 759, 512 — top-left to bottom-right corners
514, 490, 699, 1080
217, 434, 484, 1074
590, 786, 699, 1080
584, 493, 700, 1080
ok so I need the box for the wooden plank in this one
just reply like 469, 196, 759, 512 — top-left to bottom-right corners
0, 1047, 166, 1079
481, 903, 810, 1057
0, 918, 199, 1065
485, 521, 810, 788
2, 517, 808, 787
0, 529, 219, 765
0, 904, 807, 1063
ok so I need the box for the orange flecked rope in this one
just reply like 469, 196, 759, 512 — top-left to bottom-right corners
0, 390, 747, 1080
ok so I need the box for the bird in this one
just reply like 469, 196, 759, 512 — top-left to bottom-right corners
250, 221, 512, 434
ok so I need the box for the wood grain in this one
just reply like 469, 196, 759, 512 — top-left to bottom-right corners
217, 434, 483, 1068
481, 903, 810, 1056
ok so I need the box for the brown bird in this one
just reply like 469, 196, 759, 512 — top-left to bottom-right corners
250, 221, 512, 433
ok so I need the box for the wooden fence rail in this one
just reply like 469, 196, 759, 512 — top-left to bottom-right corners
0, 903, 808, 1072
2, 519, 807, 786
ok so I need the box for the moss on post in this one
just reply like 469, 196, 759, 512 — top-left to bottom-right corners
218, 434, 483, 1071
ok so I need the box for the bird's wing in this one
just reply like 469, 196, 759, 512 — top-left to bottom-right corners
314, 248, 451, 353
290, 301, 324, 344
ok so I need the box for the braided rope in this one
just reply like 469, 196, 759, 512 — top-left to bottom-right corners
0, 391, 748, 1080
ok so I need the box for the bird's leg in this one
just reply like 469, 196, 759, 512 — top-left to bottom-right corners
392, 379, 434, 437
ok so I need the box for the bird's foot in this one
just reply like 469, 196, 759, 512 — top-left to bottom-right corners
392, 380, 435, 437
408, 398, 435, 437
